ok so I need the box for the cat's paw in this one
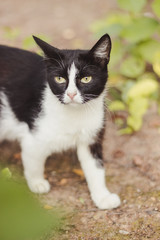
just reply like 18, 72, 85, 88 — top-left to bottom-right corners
94, 193, 121, 210
27, 179, 50, 194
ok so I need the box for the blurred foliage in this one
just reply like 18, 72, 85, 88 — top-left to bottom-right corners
91, 0, 160, 133
2, 26, 50, 53
0, 167, 62, 240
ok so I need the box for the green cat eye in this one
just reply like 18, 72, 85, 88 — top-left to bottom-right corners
81, 76, 92, 83
54, 76, 66, 84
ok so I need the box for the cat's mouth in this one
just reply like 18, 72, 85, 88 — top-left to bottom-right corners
62, 94, 84, 105
64, 100, 83, 106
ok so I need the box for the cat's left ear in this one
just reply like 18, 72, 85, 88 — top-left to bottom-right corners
33, 36, 59, 58
89, 34, 111, 65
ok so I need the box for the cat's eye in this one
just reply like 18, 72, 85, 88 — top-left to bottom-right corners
81, 76, 92, 83
54, 76, 66, 84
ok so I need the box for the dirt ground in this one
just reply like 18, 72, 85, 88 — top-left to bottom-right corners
0, 0, 160, 239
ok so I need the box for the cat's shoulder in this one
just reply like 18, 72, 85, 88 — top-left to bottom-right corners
0, 44, 43, 63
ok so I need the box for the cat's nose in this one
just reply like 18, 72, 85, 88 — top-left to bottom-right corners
67, 91, 77, 100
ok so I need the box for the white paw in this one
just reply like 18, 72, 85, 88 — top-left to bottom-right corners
94, 193, 121, 210
27, 179, 50, 194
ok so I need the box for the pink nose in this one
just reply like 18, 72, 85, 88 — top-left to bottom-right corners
67, 91, 77, 100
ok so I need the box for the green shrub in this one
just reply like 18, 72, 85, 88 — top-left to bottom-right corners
91, 0, 160, 133
0, 167, 62, 240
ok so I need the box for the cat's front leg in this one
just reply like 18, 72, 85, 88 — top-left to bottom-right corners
77, 141, 121, 209
21, 141, 50, 194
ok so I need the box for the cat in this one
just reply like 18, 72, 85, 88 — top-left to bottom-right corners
0, 34, 120, 209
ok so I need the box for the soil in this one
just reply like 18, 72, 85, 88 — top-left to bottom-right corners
0, 0, 160, 239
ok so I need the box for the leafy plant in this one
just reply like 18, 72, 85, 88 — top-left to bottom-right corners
2, 26, 50, 53
91, 0, 160, 133
0, 167, 62, 240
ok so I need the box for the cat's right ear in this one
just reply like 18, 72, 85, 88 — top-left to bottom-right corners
89, 34, 111, 65
33, 36, 59, 58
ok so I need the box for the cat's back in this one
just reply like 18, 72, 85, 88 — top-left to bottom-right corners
0, 45, 47, 129
0, 45, 45, 85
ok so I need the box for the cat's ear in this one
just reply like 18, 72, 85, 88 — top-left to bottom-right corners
89, 34, 111, 65
33, 36, 59, 58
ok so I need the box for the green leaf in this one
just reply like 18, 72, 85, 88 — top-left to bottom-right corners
121, 17, 159, 43
23, 34, 51, 50
22, 36, 35, 50
3, 26, 20, 40
108, 87, 122, 101
1, 168, 12, 179
128, 97, 149, 116
121, 80, 135, 103
153, 51, 160, 76
153, 61, 160, 76
137, 39, 160, 63
152, 0, 160, 18
0, 177, 61, 240
119, 127, 133, 135
117, 0, 146, 13
127, 115, 143, 131
110, 40, 126, 69
127, 79, 159, 100
120, 55, 145, 78
109, 100, 126, 111
138, 72, 157, 81
127, 97, 149, 131
90, 13, 131, 38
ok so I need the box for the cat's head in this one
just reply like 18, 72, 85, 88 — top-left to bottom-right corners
33, 34, 111, 105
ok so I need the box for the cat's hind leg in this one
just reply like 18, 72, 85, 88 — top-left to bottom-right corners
21, 139, 50, 194
77, 142, 121, 209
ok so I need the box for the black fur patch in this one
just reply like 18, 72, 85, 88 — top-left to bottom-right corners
89, 127, 105, 167
0, 45, 46, 129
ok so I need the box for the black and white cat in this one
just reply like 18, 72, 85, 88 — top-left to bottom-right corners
0, 34, 120, 209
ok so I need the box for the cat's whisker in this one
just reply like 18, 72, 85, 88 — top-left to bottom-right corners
104, 99, 113, 123
105, 106, 113, 123
84, 101, 98, 115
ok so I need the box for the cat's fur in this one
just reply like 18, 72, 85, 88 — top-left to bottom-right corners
0, 34, 120, 209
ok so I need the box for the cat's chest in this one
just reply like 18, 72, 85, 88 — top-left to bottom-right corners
34, 87, 105, 152
40, 106, 102, 136
36, 100, 104, 151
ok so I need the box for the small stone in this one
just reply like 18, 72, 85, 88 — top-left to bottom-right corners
119, 230, 129, 235
93, 211, 105, 220
113, 150, 124, 158
137, 188, 141, 193
59, 178, 68, 185
150, 197, 156, 202
133, 155, 143, 167
123, 199, 127, 204
80, 217, 88, 224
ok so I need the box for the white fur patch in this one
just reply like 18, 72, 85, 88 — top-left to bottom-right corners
77, 144, 121, 209
63, 62, 83, 104
0, 92, 29, 142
